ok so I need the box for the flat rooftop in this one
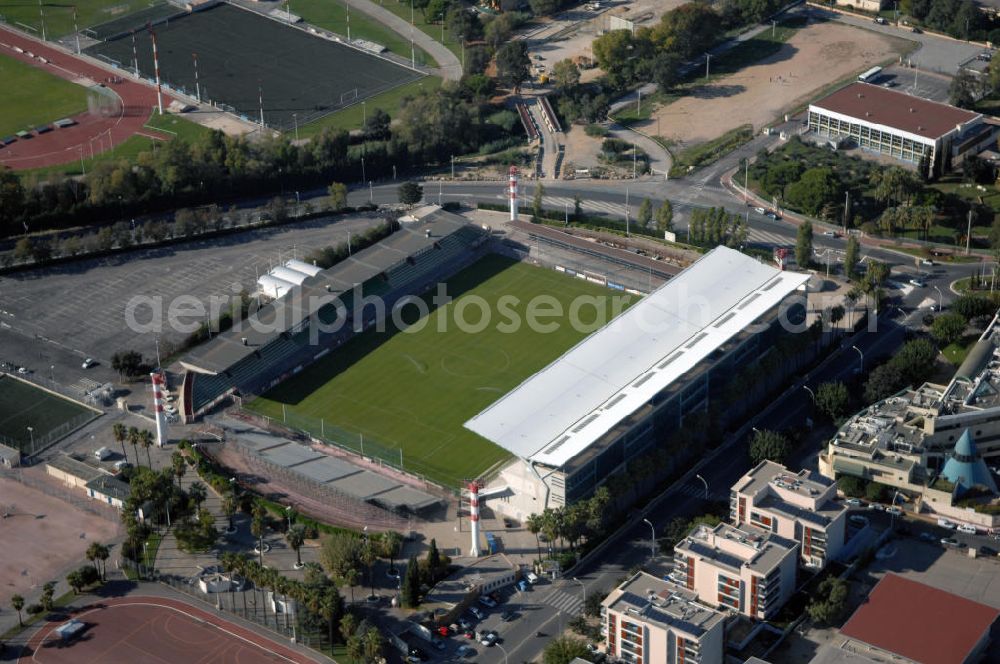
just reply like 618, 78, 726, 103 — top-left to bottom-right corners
678, 523, 797, 576
604, 571, 725, 638
465, 246, 808, 468
840, 574, 998, 664
811, 82, 981, 140
733, 460, 835, 501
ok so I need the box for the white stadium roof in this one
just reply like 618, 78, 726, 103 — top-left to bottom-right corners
464, 247, 809, 469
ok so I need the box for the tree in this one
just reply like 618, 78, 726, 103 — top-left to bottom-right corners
865, 481, 889, 503
931, 312, 967, 346
66, 569, 85, 595
551, 59, 581, 92
786, 168, 841, 217
402, 555, 421, 607
844, 235, 859, 280
251, 500, 268, 566
445, 5, 477, 43
864, 363, 905, 403
526, 513, 544, 562
543, 635, 591, 664
423, 0, 448, 22
40, 582, 55, 611
188, 481, 207, 512
496, 41, 530, 91
426, 538, 442, 583
749, 429, 792, 465
127, 426, 141, 468
320, 533, 363, 601
398, 181, 423, 207
139, 429, 154, 468
362, 626, 383, 662
10, 594, 24, 626
112, 421, 129, 463
222, 493, 237, 531
286, 524, 307, 568
795, 220, 813, 268
807, 577, 849, 626
361, 537, 379, 600
656, 200, 674, 233
816, 381, 850, 422
637, 198, 653, 229
379, 531, 403, 576
838, 475, 866, 498
532, 183, 545, 222
346, 635, 364, 663
573, 194, 583, 221
340, 612, 359, 642
528, 0, 559, 16
951, 294, 995, 322
328, 182, 348, 211
362, 108, 391, 142
950, 69, 982, 109
170, 451, 186, 488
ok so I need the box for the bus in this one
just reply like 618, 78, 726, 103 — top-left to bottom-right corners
858, 66, 883, 83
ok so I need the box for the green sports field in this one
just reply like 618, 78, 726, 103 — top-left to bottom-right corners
248, 255, 632, 487
0, 375, 96, 451
0, 0, 164, 40
0, 53, 89, 137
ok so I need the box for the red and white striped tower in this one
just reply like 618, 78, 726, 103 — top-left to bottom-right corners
467, 480, 482, 557
508, 166, 518, 222
148, 23, 163, 115
150, 372, 168, 447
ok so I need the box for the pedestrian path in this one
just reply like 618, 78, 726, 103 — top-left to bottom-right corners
748, 227, 793, 248
672, 483, 728, 502
540, 588, 583, 615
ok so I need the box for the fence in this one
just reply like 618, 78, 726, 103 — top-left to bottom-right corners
0, 466, 124, 524
157, 572, 341, 653
0, 409, 100, 457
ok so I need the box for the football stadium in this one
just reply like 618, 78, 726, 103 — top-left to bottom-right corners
0, 374, 100, 454
180, 207, 807, 513
84, 2, 422, 129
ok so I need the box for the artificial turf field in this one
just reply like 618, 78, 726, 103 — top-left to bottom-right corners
0, 53, 89, 137
248, 255, 633, 488
85, 2, 421, 130
0, 375, 94, 449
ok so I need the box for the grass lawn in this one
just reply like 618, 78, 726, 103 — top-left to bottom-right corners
942, 334, 980, 365
292, 0, 433, 65
0, 53, 89, 137
372, 0, 464, 60
145, 112, 215, 142
0, 0, 162, 39
248, 255, 632, 487
298, 76, 440, 138
0, 375, 95, 449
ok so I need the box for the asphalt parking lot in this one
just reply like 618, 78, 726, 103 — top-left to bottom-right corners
879, 65, 952, 102
0, 213, 384, 378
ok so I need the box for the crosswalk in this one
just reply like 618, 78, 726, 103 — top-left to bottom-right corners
543, 195, 628, 218
673, 483, 728, 502
747, 227, 792, 248
541, 588, 584, 615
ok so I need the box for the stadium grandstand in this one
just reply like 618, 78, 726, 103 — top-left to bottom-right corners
178, 207, 488, 421
464, 247, 810, 520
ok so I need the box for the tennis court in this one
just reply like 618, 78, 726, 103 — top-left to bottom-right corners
85, 3, 421, 129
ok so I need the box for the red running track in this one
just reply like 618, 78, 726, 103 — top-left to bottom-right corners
18, 595, 318, 664
0, 26, 173, 170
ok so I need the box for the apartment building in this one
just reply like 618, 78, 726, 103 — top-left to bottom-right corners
672, 522, 797, 620
730, 461, 847, 569
602, 571, 727, 664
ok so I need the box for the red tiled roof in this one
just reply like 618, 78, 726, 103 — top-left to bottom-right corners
811, 82, 980, 140
840, 574, 998, 664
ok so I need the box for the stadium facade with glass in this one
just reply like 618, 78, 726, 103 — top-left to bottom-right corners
465, 247, 810, 520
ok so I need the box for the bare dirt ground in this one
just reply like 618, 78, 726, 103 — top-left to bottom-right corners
640, 21, 909, 149
0, 471, 121, 607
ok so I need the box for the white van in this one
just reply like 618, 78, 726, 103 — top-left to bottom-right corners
525, 571, 539, 584
958, 524, 978, 535
937, 518, 956, 529
94, 446, 112, 461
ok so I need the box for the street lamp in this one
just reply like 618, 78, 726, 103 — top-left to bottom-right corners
933, 285, 943, 312
26, 426, 33, 450
695, 474, 709, 500
802, 385, 816, 403
851, 345, 864, 374
571, 577, 586, 608
642, 518, 656, 558
495, 642, 509, 664
285, 505, 294, 530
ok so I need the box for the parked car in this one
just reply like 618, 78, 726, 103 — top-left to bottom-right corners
754, 206, 766, 214
846, 498, 863, 507
478, 596, 497, 608
517, 579, 529, 592
458, 618, 473, 630
873, 16, 888, 24
909, 278, 926, 287
526, 571, 540, 584
937, 518, 956, 529
479, 631, 498, 647
911, 26, 922, 32
979, 546, 998, 556
501, 610, 517, 622
469, 606, 485, 619
958, 524, 978, 535
886, 507, 903, 516
941, 537, 963, 547
81, 358, 95, 369
456, 645, 476, 658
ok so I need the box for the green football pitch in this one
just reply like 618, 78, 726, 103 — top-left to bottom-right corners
248, 255, 633, 488
0, 375, 95, 450
0, 53, 89, 138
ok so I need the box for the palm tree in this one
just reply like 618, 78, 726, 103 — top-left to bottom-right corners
362, 627, 383, 662
343, 568, 360, 605
346, 635, 363, 664
525, 513, 543, 563
10, 594, 24, 626
339, 612, 358, 644
139, 429, 155, 468
188, 482, 207, 513
380, 530, 403, 577
112, 422, 128, 463
222, 493, 237, 531
361, 538, 378, 601
86, 542, 111, 581
127, 426, 141, 467
286, 525, 306, 569
251, 500, 267, 566
170, 452, 186, 488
